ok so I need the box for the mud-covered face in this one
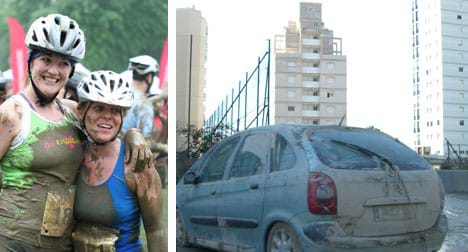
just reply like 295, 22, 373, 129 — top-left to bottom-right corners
30, 54, 72, 98
81, 102, 123, 143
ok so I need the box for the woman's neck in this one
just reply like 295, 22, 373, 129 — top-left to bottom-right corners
87, 139, 120, 158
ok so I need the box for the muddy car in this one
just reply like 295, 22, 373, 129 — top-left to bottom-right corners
176, 125, 448, 251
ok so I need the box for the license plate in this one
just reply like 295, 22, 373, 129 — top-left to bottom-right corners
373, 205, 414, 222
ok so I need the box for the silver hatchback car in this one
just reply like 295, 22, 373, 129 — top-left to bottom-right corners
176, 125, 448, 252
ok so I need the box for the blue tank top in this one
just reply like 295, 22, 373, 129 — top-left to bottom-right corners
74, 140, 143, 251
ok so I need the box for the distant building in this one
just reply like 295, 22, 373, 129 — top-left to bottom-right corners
411, 0, 468, 156
176, 7, 207, 151
274, 2, 347, 126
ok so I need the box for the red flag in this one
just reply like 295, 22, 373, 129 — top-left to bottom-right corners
8, 17, 28, 94
158, 37, 168, 89
158, 37, 168, 116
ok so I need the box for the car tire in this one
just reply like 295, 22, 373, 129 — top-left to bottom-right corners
266, 223, 302, 252
176, 209, 189, 247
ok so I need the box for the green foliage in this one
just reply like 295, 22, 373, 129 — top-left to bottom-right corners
0, 0, 167, 72
176, 124, 232, 182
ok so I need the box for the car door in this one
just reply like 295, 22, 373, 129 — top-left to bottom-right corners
181, 136, 240, 249
217, 131, 270, 251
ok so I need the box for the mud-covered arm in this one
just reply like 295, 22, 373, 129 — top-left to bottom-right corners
0, 99, 23, 186
126, 162, 166, 252
123, 128, 153, 172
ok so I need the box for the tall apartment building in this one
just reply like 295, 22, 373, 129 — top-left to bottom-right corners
411, 0, 468, 156
275, 2, 346, 126
176, 7, 207, 151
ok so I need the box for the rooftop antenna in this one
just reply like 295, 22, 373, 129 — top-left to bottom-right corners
338, 112, 346, 126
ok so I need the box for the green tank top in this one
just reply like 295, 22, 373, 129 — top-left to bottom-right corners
0, 95, 83, 249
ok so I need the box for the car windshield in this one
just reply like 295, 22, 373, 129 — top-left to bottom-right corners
309, 129, 431, 170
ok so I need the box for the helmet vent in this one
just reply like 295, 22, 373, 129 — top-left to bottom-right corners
60, 31, 67, 47
54, 16, 61, 25
100, 74, 107, 86
83, 83, 89, 93
43, 28, 49, 42
117, 78, 123, 89
73, 39, 81, 49
69, 22, 75, 29
32, 31, 38, 42
109, 80, 115, 91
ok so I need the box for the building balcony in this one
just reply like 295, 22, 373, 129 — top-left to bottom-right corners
303, 81, 320, 88
302, 67, 320, 74
302, 38, 320, 46
302, 53, 320, 60
302, 96, 320, 103
302, 110, 320, 117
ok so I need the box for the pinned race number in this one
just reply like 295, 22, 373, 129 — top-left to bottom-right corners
41, 185, 76, 237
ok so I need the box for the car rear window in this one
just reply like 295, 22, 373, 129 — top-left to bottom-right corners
309, 129, 431, 170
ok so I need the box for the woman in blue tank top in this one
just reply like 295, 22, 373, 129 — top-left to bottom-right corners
72, 70, 166, 252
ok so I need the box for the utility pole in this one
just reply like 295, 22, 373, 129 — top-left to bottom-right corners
187, 34, 193, 159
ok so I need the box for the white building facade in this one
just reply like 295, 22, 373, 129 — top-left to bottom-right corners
176, 7, 208, 151
411, 0, 468, 156
275, 2, 347, 126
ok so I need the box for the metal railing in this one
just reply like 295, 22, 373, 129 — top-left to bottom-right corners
205, 40, 271, 139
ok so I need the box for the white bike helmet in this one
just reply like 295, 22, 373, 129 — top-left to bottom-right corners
25, 14, 85, 62
77, 70, 133, 108
128, 55, 159, 75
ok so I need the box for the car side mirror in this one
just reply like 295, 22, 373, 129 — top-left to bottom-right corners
184, 171, 198, 185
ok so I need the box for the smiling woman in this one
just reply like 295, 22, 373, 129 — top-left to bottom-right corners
73, 70, 166, 252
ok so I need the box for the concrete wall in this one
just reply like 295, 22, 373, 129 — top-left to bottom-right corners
437, 170, 468, 193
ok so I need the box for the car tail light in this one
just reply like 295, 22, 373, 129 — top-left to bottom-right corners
308, 172, 337, 215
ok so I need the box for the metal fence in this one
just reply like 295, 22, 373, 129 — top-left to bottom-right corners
205, 40, 271, 138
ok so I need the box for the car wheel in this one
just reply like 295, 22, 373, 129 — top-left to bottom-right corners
266, 223, 302, 252
176, 209, 188, 247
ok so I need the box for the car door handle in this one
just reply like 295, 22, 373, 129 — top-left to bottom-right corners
250, 184, 259, 190
210, 190, 216, 195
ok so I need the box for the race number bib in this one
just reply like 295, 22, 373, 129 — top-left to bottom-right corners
41, 185, 76, 237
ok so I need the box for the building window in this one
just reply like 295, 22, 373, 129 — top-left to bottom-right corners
288, 106, 295, 112
313, 35, 319, 39
313, 49, 319, 53
313, 105, 319, 111
313, 77, 319, 81
288, 76, 296, 85
457, 14, 462, 20
287, 62, 296, 70
461, 106, 465, 112
460, 120, 465, 126
313, 63, 319, 68
327, 92, 334, 98
458, 40, 464, 46
313, 91, 319, 96
459, 66, 464, 72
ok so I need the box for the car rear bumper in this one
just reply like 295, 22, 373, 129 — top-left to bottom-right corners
299, 213, 447, 251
